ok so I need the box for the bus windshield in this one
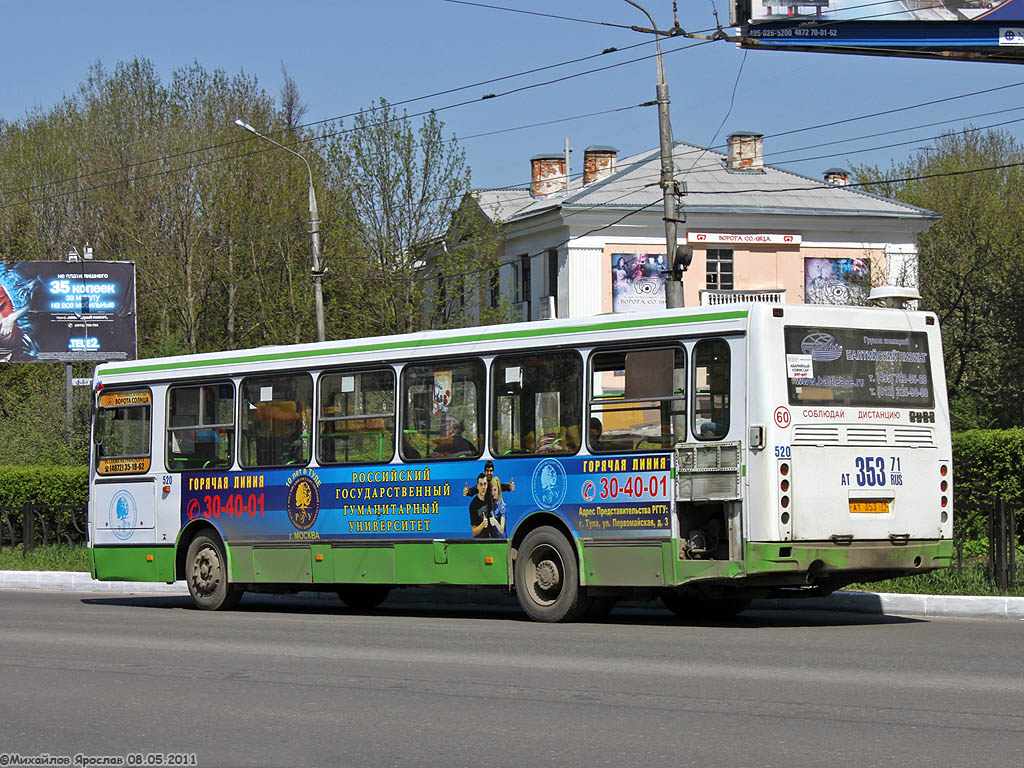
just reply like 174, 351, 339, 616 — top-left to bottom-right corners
785, 326, 934, 408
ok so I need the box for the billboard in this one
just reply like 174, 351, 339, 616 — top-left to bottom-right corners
0, 261, 136, 363
611, 253, 669, 313
804, 257, 870, 304
732, 0, 1024, 62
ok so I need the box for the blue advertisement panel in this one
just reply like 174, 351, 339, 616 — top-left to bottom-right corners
0, 260, 136, 362
180, 455, 673, 543
733, 0, 1024, 61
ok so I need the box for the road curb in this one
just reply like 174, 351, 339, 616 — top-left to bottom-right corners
1, 571, 1021, 619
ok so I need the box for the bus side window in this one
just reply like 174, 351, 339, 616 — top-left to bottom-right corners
318, 369, 396, 465
166, 383, 235, 471
693, 339, 730, 440
95, 389, 152, 474
401, 360, 484, 460
588, 347, 685, 452
240, 374, 313, 468
491, 351, 582, 457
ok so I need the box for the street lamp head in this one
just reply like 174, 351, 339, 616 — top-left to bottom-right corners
234, 119, 258, 134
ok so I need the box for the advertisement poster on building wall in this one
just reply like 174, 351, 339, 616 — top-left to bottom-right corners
804, 257, 870, 305
611, 253, 668, 313
0, 261, 136, 362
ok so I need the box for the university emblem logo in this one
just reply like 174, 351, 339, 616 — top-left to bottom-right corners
531, 459, 567, 511
287, 475, 320, 531
108, 490, 137, 540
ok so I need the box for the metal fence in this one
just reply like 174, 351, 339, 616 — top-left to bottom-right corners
0, 504, 88, 552
988, 500, 1019, 591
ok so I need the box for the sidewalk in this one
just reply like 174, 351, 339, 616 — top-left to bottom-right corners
2, 570, 1022, 619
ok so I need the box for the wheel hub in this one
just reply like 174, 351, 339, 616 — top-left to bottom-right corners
192, 548, 220, 595
535, 559, 560, 590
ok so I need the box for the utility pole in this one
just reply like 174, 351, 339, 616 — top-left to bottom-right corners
622, 1, 689, 308
233, 119, 327, 343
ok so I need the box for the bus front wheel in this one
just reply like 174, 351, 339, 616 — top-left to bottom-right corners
185, 534, 242, 611
514, 526, 589, 622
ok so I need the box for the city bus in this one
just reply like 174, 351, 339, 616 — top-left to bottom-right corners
87, 296, 953, 621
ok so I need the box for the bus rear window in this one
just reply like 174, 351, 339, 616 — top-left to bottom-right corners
785, 326, 934, 408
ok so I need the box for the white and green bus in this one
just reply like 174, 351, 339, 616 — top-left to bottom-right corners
88, 298, 952, 621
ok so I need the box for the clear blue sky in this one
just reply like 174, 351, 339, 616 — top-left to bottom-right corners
3, 0, 1024, 190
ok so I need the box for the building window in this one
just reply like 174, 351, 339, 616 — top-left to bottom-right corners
489, 267, 500, 309
706, 248, 734, 290
547, 249, 558, 298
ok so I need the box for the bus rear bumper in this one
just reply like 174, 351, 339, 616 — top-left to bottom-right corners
664, 539, 954, 598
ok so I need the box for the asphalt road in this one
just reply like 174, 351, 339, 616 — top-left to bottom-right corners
1, 589, 1022, 768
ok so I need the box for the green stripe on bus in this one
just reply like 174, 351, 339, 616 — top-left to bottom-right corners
101, 310, 748, 376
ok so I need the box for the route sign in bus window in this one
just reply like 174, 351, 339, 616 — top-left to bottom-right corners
95, 389, 151, 474
318, 369, 395, 465
589, 347, 685, 452
491, 351, 582, 456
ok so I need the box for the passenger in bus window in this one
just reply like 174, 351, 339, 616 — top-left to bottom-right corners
699, 421, 721, 439
589, 417, 604, 450
430, 418, 475, 457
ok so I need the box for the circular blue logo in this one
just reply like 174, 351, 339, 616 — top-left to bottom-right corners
531, 459, 567, 511
108, 490, 137, 540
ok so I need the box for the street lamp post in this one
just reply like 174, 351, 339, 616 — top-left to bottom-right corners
622, 1, 686, 308
233, 119, 327, 342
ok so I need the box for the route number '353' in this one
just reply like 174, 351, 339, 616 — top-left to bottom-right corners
854, 456, 903, 487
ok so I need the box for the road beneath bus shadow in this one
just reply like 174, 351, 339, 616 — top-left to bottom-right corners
1, 589, 1021, 767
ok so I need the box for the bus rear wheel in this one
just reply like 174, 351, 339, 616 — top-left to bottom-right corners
514, 526, 589, 622
185, 534, 242, 611
337, 585, 391, 611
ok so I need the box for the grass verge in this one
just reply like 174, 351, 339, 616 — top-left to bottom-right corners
0, 544, 89, 572
848, 563, 1024, 598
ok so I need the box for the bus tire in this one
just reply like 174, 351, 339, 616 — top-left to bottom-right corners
185, 534, 241, 611
514, 526, 589, 622
661, 591, 750, 621
337, 585, 391, 611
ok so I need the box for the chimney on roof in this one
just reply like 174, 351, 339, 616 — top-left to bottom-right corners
583, 145, 617, 184
824, 167, 851, 186
531, 153, 567, 196
727, 131, 764, 172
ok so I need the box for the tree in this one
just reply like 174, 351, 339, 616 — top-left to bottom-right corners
325, 99, 501, 336
855, 128, 1024, 429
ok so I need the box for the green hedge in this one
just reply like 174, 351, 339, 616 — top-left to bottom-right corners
951, 429, 1024, 541
0, 465, 88, 508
